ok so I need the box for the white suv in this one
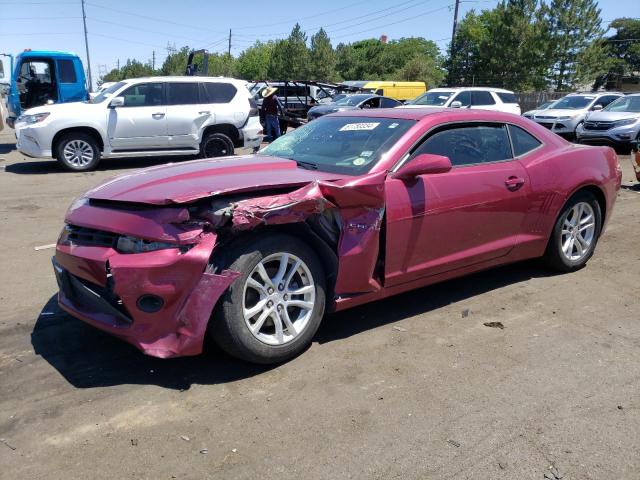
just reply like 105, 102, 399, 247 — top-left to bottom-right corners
402, 87, 521, 115
531, 92, 623, 139
15, 76, 263, 171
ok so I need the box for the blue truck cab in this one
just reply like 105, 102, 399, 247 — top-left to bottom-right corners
5, 50, 87, 128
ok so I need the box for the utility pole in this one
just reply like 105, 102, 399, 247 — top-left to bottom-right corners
152, 50, 155, 70
81, 0, 93, 91
117, 58, 120, 70
228, 29, 232, 56
449, 0, 460, 85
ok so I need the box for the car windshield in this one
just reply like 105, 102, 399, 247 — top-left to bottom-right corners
412, 91, 454, 106
260, 116, 414, 175
538, 101, 553, 109
552, 95, 595, 110
90, 81, 125, 103
604, 96, 640, 113
335, 95, 372, 106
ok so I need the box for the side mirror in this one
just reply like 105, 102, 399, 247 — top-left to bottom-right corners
392, 154, 452, 181
450, 101, 462, 108
109, 96, 124, 108
361, 103, 371, 109
592, 104, 603, 111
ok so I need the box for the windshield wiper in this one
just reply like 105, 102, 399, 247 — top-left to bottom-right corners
295, 160, 318, 170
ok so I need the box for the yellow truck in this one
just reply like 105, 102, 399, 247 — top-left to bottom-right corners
344, 81, 426, 101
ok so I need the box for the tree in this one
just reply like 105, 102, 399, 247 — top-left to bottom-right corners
447, 1, 551, 91
544, 0, 604, 90
160, 45, 191, 76
393, 54, 445, 86
267, 24, 310, 79
309, 28, 336, 81
236, 41, 274, 80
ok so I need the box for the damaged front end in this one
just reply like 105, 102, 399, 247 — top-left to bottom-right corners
54, 170, 387, 359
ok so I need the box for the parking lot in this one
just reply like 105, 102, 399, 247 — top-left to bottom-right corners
0, 126, 639, 479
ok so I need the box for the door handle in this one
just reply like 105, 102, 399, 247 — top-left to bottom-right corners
505, 176, 525, 191
152, 112, 165, 118
198, 111, 211, 115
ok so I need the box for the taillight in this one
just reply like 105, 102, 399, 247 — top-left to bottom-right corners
249, 98, 259, 117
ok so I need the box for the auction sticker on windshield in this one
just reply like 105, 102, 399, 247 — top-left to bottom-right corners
339, 122, 380, 131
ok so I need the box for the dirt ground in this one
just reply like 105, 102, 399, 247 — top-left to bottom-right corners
0, 128, 638, 480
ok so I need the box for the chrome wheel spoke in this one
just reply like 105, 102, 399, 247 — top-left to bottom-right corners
281, 308, 298, 337
250, 307, 272, 334
256, 263, 275, 289
272, 311, 284, 343
288, 284, 314, 295
243, 298, 268, 320
286, 299, 314, 310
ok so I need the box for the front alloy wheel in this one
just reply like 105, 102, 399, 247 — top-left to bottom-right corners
210, 234, 326, 364
243, 253, 316, 346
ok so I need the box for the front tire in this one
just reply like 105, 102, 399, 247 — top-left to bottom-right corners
56, 132, 100, 171
543, 191, 602, 272
210, 234, 326, 364
199, 132, 234, 158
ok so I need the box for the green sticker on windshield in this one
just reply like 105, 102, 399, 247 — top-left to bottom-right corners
353, 158, 366, 166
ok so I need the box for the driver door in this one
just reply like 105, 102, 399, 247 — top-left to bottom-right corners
384, 122, 530, 286
107, 82, 168, 150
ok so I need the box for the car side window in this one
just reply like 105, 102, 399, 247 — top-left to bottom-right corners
381, 97, 401, 108
508, 124, 542, 157
451, 90, 471, 107
167, 82, 199, 105
57, 59, 77, 83
362, 97, 380, 109
120, 83, 164, 107
472, 91, 496, 106
597, 95, 620, 108
412, 124, 513, 167
200, 82, 237, 103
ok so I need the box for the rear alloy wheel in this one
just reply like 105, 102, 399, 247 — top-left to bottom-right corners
543, 191, 602, 272
199, 132, 234, 158
210, 234, 325, 364
56, 133, 100, 171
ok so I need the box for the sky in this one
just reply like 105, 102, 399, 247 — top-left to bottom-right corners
0, 0, 637, 88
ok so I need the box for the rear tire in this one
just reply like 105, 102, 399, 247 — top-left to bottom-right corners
543, 191, 602, 272
199, 132, 234, 158
56, 132, 100, 171
210, 234, 326, 364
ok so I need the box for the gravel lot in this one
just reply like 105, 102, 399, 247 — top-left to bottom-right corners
0, 128, 639, 480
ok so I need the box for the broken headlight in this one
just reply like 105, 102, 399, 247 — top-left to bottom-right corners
116, 235, 180, 254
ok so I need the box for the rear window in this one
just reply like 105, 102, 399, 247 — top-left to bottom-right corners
57, 59, 77, 83
508, 125, 542, 157
497, 92, 518, 104
472, 91, 496, 106
201, 82, 237, 103
167, 82, 199, 105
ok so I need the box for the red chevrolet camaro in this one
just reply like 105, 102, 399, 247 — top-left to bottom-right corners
53, 108, 622, 363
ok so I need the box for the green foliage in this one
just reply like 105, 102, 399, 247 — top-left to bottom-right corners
544, 0, 604, 90
236, 41, 274, 80
103, 59, 155, 82
309, 28, 337, 81
160, 45, 190, 76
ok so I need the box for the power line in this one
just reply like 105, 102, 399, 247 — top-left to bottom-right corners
89, 32, 168, 49
86, 17, 206, 43
85, 1, 228, 35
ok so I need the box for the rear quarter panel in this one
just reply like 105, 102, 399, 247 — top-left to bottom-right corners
516, 143, 620, 257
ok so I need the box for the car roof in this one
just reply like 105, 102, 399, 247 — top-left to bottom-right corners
330, 107, 521, 121
564, 91, 623, 97
123, 76, 245, 85
428, 87, 515, 93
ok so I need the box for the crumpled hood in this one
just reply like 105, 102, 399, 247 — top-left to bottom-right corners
85, 155, 342, 205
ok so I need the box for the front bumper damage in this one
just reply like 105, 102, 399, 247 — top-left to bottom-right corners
54, 171, 387, 358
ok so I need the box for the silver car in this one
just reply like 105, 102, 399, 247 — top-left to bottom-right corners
532, 92, 623, 139
576, 94, 640, 149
